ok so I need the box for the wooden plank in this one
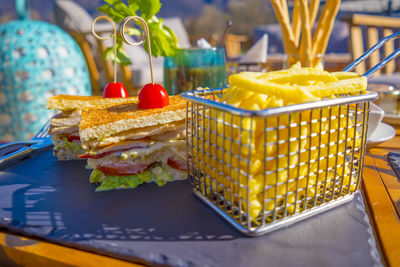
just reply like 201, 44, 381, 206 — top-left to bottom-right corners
352, 14, 400, 28
383, 28, 396, 75
225, 34, 248, 58
350, 25, 366, 74
0, 232, 144, 267
362, 154, 400, 266
369, 146, 400, 216
374, 134, 400, 150
367, 27, 380, 76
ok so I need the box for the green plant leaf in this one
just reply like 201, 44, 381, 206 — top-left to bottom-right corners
124, 27, 141, 37
103, 46, 114, 61
98, 5, 125, 22
104, 0, 132, 16
103, 39, 132, 66
147, 20, 178, 57
136, 0, 162, 20
128, 0, 139, 13
116, 48, 132, 65
99, 0, 179, 63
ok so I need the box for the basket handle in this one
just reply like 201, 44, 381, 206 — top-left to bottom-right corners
342, 31, 400, 77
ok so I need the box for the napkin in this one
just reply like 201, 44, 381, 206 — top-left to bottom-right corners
239, 34, 268, 64
196, 38, 212, 48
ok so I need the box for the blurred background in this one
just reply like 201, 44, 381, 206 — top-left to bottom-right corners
2, 0, 399, 51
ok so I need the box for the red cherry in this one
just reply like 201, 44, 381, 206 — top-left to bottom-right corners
138, 83, 169, 109
103, 82, 129, 98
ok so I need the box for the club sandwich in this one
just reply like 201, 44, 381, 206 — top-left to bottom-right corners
46, 95, 137, 160
78, 95, 187, 191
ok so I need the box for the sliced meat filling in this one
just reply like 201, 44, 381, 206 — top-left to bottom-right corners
79, 139, 154, 159
86, 139, 186, 171
50, 110, 81, 135
83, 120, 185, 149
50, 110, 81, 127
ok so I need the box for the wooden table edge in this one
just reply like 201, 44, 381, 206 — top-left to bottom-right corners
362, 139, 400, 266
0, 231, 145, 267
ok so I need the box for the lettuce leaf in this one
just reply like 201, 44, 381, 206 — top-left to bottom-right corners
92, 169, 152, 192
151, 165, 174, 186
90, 164, 174, 192
89, 169, 105, 184
62, 137, 84, 154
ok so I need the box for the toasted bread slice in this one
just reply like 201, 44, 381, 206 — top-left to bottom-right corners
80, 95, 186, 142
46, 95, 138, 111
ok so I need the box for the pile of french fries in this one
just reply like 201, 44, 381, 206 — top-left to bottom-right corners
270, 0, 341, 67
193, 64, 367, 220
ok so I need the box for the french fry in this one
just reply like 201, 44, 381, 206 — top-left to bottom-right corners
331, 71, 361, 80
290, 61, 302, 70
302, 76, 367, 97
238, 68, 338, 84
228, 74, 319, 103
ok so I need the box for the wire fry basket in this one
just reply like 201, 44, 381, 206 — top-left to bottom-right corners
182, 89, 377, 236
182, 31, 400, 236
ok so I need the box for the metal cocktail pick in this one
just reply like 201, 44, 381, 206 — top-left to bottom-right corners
120, 16, 155, 85
91, 16, 118, 84
91, 15, 155, 85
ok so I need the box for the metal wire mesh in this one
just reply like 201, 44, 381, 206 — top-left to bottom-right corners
184, 88, 376, 236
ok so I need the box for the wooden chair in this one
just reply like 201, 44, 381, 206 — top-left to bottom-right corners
342, 14, 400, 75
68, 31, 134, 96
224, 34, 250, 59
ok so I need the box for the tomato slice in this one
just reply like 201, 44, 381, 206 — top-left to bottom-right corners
97, 162, 154, 176
66, 134, 80, 142
167, 158, 187, 171
78, 153, 106, 159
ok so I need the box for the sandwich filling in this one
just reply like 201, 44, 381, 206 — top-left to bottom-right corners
46, 95, 141, 161
49, 110, 84, 160
81, 120, 187, 191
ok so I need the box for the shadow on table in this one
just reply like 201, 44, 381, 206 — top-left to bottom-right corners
0, 151, 240, 243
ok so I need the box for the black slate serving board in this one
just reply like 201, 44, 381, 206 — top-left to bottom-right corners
0, 150, 382, 267
388, 152, 400, 181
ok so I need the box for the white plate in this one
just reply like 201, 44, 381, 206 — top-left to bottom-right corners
367, 122, 396, 146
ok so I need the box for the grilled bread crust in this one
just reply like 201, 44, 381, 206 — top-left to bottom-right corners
80, 95, 186, 142
46, 95, 139, 111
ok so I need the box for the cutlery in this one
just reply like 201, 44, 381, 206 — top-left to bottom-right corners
0, 120, 52, 169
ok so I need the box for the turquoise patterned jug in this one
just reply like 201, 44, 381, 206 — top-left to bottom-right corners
0, 0, 91, 141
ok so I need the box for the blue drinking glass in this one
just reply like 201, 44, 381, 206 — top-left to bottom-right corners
164, 47, 227, 95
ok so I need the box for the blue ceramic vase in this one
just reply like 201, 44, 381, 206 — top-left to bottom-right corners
0, 0, 91, 141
